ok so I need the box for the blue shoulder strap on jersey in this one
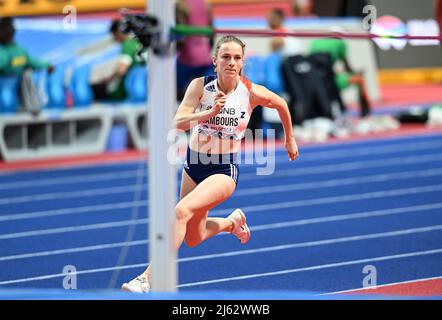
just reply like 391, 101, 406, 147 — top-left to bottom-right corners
204, 75, 217, 86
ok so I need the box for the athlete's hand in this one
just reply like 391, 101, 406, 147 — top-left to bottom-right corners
285, 136, 299, 161
211, 91, 226, 116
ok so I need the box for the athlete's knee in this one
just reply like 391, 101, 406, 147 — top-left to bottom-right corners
184, 221, 206, 248
175, 203, 193, 224
184, 236, 202, 248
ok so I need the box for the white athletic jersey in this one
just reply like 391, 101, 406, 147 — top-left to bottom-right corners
193, 75, 253, 140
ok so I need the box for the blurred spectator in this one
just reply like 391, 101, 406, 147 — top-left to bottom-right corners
292, 0, 314, 17
267, 8, 302, 56
175, 0, 214, 101
91, 19, 144, 101
0, 17, 54, 114
310, 0, 368, 17
437, 0, 442, 37
338, 0, 369, 17
0, 17, 54, 76
309, 27, 371, 117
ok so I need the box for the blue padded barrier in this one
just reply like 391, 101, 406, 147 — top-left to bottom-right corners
0, 76, 20, 114
46, 66, 68, 110
124, 65, 148, 103
70, 65, 93, 108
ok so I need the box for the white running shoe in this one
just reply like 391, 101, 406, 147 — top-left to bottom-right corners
121, 275, 150, 293
227, 208, 250, 244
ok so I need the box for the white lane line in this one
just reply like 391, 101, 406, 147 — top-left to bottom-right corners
0, 219, 148, 240
2, 153, 442, 206
323, 275, 442, 295
0, 170, 144, 191
2, 203, 441, 262
0, 184, 147, 206
0, 264, 148, 286
2, 166, 441, 222
0, 201, 146, 222
271, 139, 442, 162
178, 225, 442, 263
1, 140, 441, 190
241, 153, 442, 181
249, 202, 442, 232
3, 184, 442, 239
235, 167, 442, 196
2, 242, 441, 286
212, 184, 442, 216
0, 240, 148, 262
177, 248, 442, 288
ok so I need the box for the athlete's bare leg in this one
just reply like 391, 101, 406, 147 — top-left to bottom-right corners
143, 171, 236, 283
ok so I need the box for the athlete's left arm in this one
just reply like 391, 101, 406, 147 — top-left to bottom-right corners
250, 83, 298, 161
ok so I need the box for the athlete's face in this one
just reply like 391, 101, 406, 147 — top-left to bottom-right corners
213, 42, 244, 77
267, 11, 283, 29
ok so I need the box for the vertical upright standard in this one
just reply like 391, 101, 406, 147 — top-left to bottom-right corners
147, 0, 177, 292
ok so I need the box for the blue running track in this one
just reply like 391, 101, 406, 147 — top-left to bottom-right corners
0, 132, 442, 296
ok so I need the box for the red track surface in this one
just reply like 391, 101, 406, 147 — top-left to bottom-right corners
341, 277, 442, 296
378, 84, 442, 108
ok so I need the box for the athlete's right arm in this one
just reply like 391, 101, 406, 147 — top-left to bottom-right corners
174, 78, 225, 131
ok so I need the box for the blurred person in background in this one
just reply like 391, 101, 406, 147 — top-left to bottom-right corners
267, 8, 302, 56
261, 8, 303, 138
437, 0, 442, 38
176, 0, 214, 101
91, 19, 144, 102
337, 0, 369, 17
121, 35, 299, 293
0, 17, 54, 113
292, 0, 314, 17
309, 27, 371, 118
306, 0, 368, 17
0, 17, 53, 76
